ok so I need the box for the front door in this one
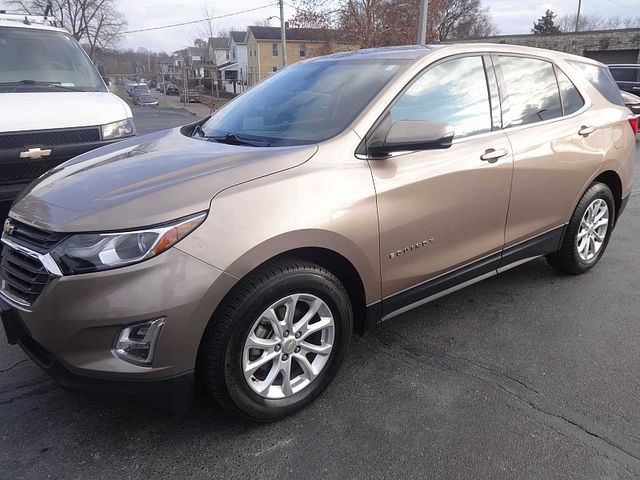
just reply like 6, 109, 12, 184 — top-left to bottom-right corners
367, 55, 513, 317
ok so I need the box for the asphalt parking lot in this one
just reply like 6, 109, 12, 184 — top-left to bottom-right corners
1, 112, 639, 479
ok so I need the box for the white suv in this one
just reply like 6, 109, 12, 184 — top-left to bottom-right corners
0, 14, 135, 218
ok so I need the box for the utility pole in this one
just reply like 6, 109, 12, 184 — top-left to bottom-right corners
278, 0, 287, 66
417, 0, 428, 44
574, 0, 582, 32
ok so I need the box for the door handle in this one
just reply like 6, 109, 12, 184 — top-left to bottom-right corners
578, 125, 596, 137
480, 148, 508, 163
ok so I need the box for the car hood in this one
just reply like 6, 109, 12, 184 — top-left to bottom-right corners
10, 128, 318, 232
0, 92, 132, 132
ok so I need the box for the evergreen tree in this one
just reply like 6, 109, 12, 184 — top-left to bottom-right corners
532, 9, 561, 34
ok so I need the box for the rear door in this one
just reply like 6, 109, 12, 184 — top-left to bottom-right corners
494, 55, 606, 261
368, 55, 513, 315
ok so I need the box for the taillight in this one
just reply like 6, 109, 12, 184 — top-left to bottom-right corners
629, 116, 639, 135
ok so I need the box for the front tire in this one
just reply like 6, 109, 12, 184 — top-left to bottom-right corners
546, 182, 615, 274
201, 259, 352, 421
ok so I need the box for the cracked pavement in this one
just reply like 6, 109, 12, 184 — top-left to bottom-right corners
1, 112, 639, 479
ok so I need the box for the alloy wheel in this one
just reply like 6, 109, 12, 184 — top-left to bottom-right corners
576, 198, 609, 262
242, 293, 335, 399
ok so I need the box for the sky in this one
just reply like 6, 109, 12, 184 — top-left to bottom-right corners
1, 0, 636, 53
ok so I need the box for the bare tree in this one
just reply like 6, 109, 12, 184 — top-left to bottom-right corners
558, 13, 640, 32
10, 0, 126, 57
288, 0, 496, 47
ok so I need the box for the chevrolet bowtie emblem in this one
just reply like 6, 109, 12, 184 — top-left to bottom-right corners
20, 147, 52, 160
3, 219, 14, 236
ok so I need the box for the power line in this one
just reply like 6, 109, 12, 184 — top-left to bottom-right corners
123, 4, 276, 34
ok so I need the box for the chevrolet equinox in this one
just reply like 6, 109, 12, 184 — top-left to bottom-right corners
0, 44, 635, 421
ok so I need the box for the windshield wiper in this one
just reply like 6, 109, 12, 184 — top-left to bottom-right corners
0, 80, 83, 91
206, 133, 270, 147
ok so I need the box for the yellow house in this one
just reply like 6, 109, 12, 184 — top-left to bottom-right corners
245, 26, 359, 85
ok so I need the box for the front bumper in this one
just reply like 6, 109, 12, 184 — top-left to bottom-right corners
0, 246, 237, 405
1, 301, 194, 410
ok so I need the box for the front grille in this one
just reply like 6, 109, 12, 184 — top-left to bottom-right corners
0, 127, 101, 186
0, 221, 66, 306
7, 221, 66, 254
0, 157, 66, 186
0, 127, 101, 150
0, 246, 49, 306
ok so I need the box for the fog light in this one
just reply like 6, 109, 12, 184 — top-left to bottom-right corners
114, 318, 165, 366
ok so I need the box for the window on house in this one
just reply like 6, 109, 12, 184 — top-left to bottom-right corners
299, 43, 306, 57
272, 43, 278, 57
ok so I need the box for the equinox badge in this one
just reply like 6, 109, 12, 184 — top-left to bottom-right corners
389, 238, 435, 259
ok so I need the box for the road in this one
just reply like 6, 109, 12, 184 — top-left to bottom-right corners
1, 113, 639, 479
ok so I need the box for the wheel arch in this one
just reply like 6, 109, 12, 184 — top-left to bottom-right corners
592, 170, 623, 219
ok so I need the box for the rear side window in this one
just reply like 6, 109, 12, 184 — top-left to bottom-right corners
609, 67, 639, 82
495, 56, 562, 127
569, 61, 625, 106
390, 56, 492, 138
555, 68, 584, 115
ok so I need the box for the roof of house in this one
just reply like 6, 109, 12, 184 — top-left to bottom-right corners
208, 37, 228, 49
247, 26, 347, 42
230, 31, 246, 44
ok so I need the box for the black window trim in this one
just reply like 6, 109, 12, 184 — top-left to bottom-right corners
356, 51, 592, 158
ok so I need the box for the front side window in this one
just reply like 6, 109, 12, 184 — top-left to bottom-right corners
570, 61, 625, 106
555, 67, 584, 115
390, 56, 492, 138
272, 43, 278, 57
201, 58, 408, 145
495, 56, 562, 128
0, 27, 106, 93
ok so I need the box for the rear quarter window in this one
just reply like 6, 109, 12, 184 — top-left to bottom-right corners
569, 61, 625, 106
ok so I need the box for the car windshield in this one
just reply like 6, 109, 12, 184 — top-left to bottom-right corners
201, 58, 408, 146
0, 26, 106, 93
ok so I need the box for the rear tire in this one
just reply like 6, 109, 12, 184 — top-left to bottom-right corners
201, 259, 352, 421
546, 182, 615, 275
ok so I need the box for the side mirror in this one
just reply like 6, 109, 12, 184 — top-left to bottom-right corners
368, 119, 455, 156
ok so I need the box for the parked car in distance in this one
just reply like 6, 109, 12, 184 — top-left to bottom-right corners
180, 89, 200, 103
134, 93, 159, 106
0, 13, 135, 221
621, 90, 640, 115
129, 83, 150, 98
609, 64, 640, 94
165, 83, 179, 95
148, 80, 157, 89
156, 82, 164, 92
1, 44, 635, 421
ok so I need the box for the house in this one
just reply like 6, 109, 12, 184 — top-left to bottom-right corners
245, 26, 359, 85
172, 46, 209, 80
219, 30, 249, 89
207, 37, 230, 67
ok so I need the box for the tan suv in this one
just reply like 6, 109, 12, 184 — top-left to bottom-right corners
0, 44, 635, 421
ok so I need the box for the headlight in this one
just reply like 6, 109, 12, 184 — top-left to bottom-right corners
102, 118, 135, 140
50, 212, 206, 274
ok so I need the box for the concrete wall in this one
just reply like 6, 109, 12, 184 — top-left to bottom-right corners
454, 29, 640, 64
